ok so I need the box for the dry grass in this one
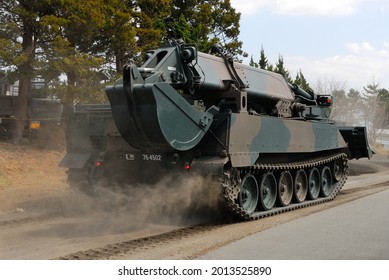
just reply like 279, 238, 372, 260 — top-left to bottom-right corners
0, 140, 67, 190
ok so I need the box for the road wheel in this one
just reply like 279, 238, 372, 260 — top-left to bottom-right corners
259, 172, 277, 211
238, 173, 259, 215
332, 159, 344, 182
277, 171, 293, 206
320, 166, 333, 197
294, 169, 308, 203
308, 167, 320, 200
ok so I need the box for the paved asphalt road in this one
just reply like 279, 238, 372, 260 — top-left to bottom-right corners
200, 189, 389, 260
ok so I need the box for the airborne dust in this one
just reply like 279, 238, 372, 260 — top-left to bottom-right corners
33, 173, 224, 238
1, 124, 224, 240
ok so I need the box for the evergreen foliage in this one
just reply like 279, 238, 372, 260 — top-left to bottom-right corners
1, 1, 388, 144
0, 0, 243, 143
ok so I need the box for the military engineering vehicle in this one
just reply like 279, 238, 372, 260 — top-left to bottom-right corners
61, 40, 372, 220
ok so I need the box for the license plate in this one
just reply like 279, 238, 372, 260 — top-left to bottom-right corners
142, 154, 162, 161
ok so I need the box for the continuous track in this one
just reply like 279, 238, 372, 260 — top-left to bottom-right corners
221, 153, 348, 220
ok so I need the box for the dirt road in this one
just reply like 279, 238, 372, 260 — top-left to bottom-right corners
0, 144, 388, 259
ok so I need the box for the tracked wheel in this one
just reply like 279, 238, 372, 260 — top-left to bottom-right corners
238, 173, 259, 214
308, 167, 320, 200
259, 172, 277, 210
220, 153, 348, 221
294, 169, 308, 203
277, 171, 293, 206
320, 166, 333, 197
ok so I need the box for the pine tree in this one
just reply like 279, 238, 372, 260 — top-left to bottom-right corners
39, 0, 110, 105
168, 0, 243, 54
258, 46, 268, 70
0, 0, 54, 144
294, 69, 311, 92
274, 54, 291, 82
249, 55, 258, 68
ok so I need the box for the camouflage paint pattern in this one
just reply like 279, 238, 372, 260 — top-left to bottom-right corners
228, 113, 347, 167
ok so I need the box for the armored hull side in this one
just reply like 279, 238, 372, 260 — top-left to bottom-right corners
191, 111, 350, 219
227, 113, 348, 167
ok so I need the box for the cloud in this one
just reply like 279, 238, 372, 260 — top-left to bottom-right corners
231, 0, 370, 16
230, 0, 272, 15
346, 42, 376, 53
286, 42, 389, 89
275, 0, 363, 16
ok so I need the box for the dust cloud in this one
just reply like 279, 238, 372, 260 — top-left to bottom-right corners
46, 173, 224, 237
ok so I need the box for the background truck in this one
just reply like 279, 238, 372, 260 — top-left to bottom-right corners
0, 77, 63, 140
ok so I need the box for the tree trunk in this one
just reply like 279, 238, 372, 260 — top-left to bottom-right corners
115, 51, 124, 73
11, 77, 31, 144
64, 71, 77, 105
11, 18, 35, 145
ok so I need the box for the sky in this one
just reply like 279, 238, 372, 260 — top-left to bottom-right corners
229, 0, 389, 91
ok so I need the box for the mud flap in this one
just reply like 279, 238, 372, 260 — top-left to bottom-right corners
59, 152, 91, 169
338, 126, 373, 159
190, 156, 229, 175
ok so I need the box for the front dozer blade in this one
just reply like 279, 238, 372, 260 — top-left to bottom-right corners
338, 126, 374, 159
